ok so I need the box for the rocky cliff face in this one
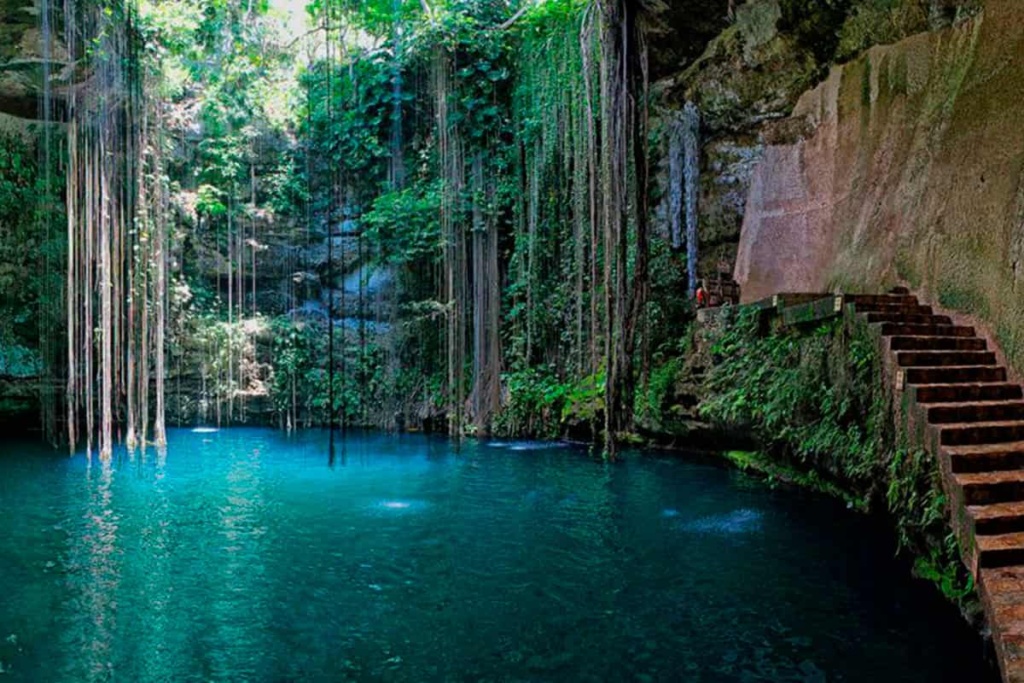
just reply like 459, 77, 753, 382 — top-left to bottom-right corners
0, 0, 72, 121
655, 0, 821, 277
736, 0, 1024, 370
659, 0, 982, 288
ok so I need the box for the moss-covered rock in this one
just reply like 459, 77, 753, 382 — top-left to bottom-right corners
0, 0, 73, 119
0, 0, 35, 63
836, 0, 983, 61
667, 0, 819, 133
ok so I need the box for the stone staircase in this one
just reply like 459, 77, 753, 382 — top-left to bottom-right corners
852, 287, 1024, 683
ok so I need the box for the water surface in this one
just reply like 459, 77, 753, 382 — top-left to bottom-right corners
0, 429, 995, 681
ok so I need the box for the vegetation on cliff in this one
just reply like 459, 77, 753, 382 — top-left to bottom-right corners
697, 309, 976, 610
0, 0, 683, 455
0, 0, 998, 462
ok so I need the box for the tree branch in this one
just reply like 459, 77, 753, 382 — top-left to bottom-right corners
495, 5, 530, 31
285, 24, 344, 50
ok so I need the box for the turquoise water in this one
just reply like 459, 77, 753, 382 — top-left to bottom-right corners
0, 429, 994, 682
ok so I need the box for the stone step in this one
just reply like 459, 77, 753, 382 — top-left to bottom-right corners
867, 312, 953, 325
890, 286, 911, 295
940, 420, 1024, 447
956, 469, 1024, 505
897, 351, 997, 367
927, 401, 1024, 425
944, 441, 1024, 474
853, 302, 934, 315
879, 322, 976, 338
976, 532, 1024, 569
977, 567, 1024, 683
889, 336, 987, 351
968, 501, 1024, 536
915, 383, 1024, 404
906, 366, 1008, 385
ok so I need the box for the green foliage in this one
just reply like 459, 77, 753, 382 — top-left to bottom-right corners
561, 371, 605, 428
267, 315, 390, 426
635, 356, 684, 429
0, 339, 41, 378
633, 330, 697, 433
491, 366, 606, 440
888, 447, 975, 606
302, 50, 395, 183
263, 155, 310, 216
913, 539, 976, 606
195, 183, 227, 218
493, 367, 571, 439
700, 310, 976, 605
310, 0, 425, 38
502, 0, 598, 373
111, 0, 635, 441
363, 183, 442, 266
269, 316, 322, 418
701, 310, 885, 486
0, 131, 64, 377
645, 242, 695, 359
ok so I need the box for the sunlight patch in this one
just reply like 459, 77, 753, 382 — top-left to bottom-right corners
507, 441, 566, 452
191, 427, 219, 434
680, 509, 763, 534
373, 499, 428, 514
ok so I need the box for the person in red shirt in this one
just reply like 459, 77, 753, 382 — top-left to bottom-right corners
695, 280, 708, 309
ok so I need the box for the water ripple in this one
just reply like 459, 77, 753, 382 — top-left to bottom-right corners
0, 429, 995, 682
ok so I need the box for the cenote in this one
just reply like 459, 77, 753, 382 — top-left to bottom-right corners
0, 429, 995, 681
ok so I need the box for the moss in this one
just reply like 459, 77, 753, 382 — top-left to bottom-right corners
736, 0, 783, 59
861, 55, 873, 106
997, 322, 1023, 372
778, 0, 855, 65
836, 0, 930, 62
889, 51, 910, 96
893, 249, 922, 290
937, 284, 990, 317
724, 449, 868, 509
677, 11, 819, 132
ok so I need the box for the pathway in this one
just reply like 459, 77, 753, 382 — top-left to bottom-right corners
705, 286, 1024, 681
849, 287, 1024, 683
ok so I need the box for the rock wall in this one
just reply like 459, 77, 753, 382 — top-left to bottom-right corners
657, 0, 825, 279
736, 0, 1024, 370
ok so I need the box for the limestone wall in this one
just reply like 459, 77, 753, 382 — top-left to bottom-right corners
736, 0, 1024, 369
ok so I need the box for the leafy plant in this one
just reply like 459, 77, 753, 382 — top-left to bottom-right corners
699, 309, 975, 606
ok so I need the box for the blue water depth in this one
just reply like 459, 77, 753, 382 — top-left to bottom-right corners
0, 429, 995, 681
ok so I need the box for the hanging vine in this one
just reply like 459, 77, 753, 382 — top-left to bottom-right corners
61, 0, 168, 456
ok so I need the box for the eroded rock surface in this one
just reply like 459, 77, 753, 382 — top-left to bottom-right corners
737, 0, 1024, 378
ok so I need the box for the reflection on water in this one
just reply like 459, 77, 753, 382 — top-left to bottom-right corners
65, 458, 119, 682
0, 429, 997, 682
